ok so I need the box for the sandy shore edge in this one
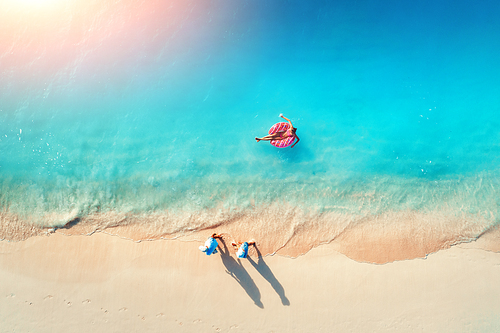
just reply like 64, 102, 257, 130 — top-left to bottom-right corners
1, 232, 500, 332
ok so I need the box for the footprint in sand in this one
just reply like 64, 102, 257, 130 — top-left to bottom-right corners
66, 301, 72, 306
82, 299, 91, 304
193, 319, 202, 324
6, 293, 16, 298
44, 295, 54, 300
25, 301, 33, 305
156, 313, 165, 318
212, 326, 221, 332
119, 307, 128, 312
230, 325, 239, 329
101, 308, 108, 314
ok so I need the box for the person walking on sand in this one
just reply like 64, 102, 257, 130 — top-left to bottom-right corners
231, 240, 255, 259
199, 233, 222, 255
255, 114, 300, 148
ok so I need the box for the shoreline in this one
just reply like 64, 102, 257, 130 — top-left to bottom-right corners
1, 232, 500, 332
2, 208, 498, 264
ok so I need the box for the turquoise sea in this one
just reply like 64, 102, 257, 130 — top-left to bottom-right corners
1, 0, 499, 261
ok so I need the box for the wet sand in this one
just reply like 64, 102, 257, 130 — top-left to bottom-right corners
2, 208, 495, 264
1, 232, 500, 332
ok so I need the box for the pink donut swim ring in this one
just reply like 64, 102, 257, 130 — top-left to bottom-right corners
268, 122, 296, 148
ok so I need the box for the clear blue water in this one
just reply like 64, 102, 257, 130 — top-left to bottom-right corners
1, 0, 499, 258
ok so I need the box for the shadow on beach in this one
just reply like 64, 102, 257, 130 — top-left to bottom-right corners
248, 246, 290, 306
218, 239, 264, 308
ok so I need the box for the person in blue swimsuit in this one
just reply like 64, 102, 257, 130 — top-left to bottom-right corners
231, 240, 256, 259
199, 233, 222, 255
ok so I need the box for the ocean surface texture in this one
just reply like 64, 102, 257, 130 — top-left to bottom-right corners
1, 0, 499, 262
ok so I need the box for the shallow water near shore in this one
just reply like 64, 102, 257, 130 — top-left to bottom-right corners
1, 0, 500, 262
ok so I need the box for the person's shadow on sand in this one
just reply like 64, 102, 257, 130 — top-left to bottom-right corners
247, 246, 290, 306
218, 239, 264, 308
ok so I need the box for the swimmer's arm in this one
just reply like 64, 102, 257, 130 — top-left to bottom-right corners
280, 114, 293, 127
291, 135, 300, 148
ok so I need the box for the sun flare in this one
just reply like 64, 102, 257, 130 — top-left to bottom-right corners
9, 0, 64, 6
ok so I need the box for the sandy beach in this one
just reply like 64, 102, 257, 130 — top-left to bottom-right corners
1, 231, 499, 332
2, 1, 500, 332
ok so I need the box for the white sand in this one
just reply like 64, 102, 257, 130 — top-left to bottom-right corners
1, 232, 500, 332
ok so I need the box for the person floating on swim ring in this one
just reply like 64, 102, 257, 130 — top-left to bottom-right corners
255, 114, 300, 148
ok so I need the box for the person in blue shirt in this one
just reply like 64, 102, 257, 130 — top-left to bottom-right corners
231, 240, 256, 259
199, 233, 222, 255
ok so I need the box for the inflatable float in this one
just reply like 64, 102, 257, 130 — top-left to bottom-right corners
268, 122, 295, 148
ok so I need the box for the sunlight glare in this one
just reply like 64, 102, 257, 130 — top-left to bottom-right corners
10, 0, 64, 7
